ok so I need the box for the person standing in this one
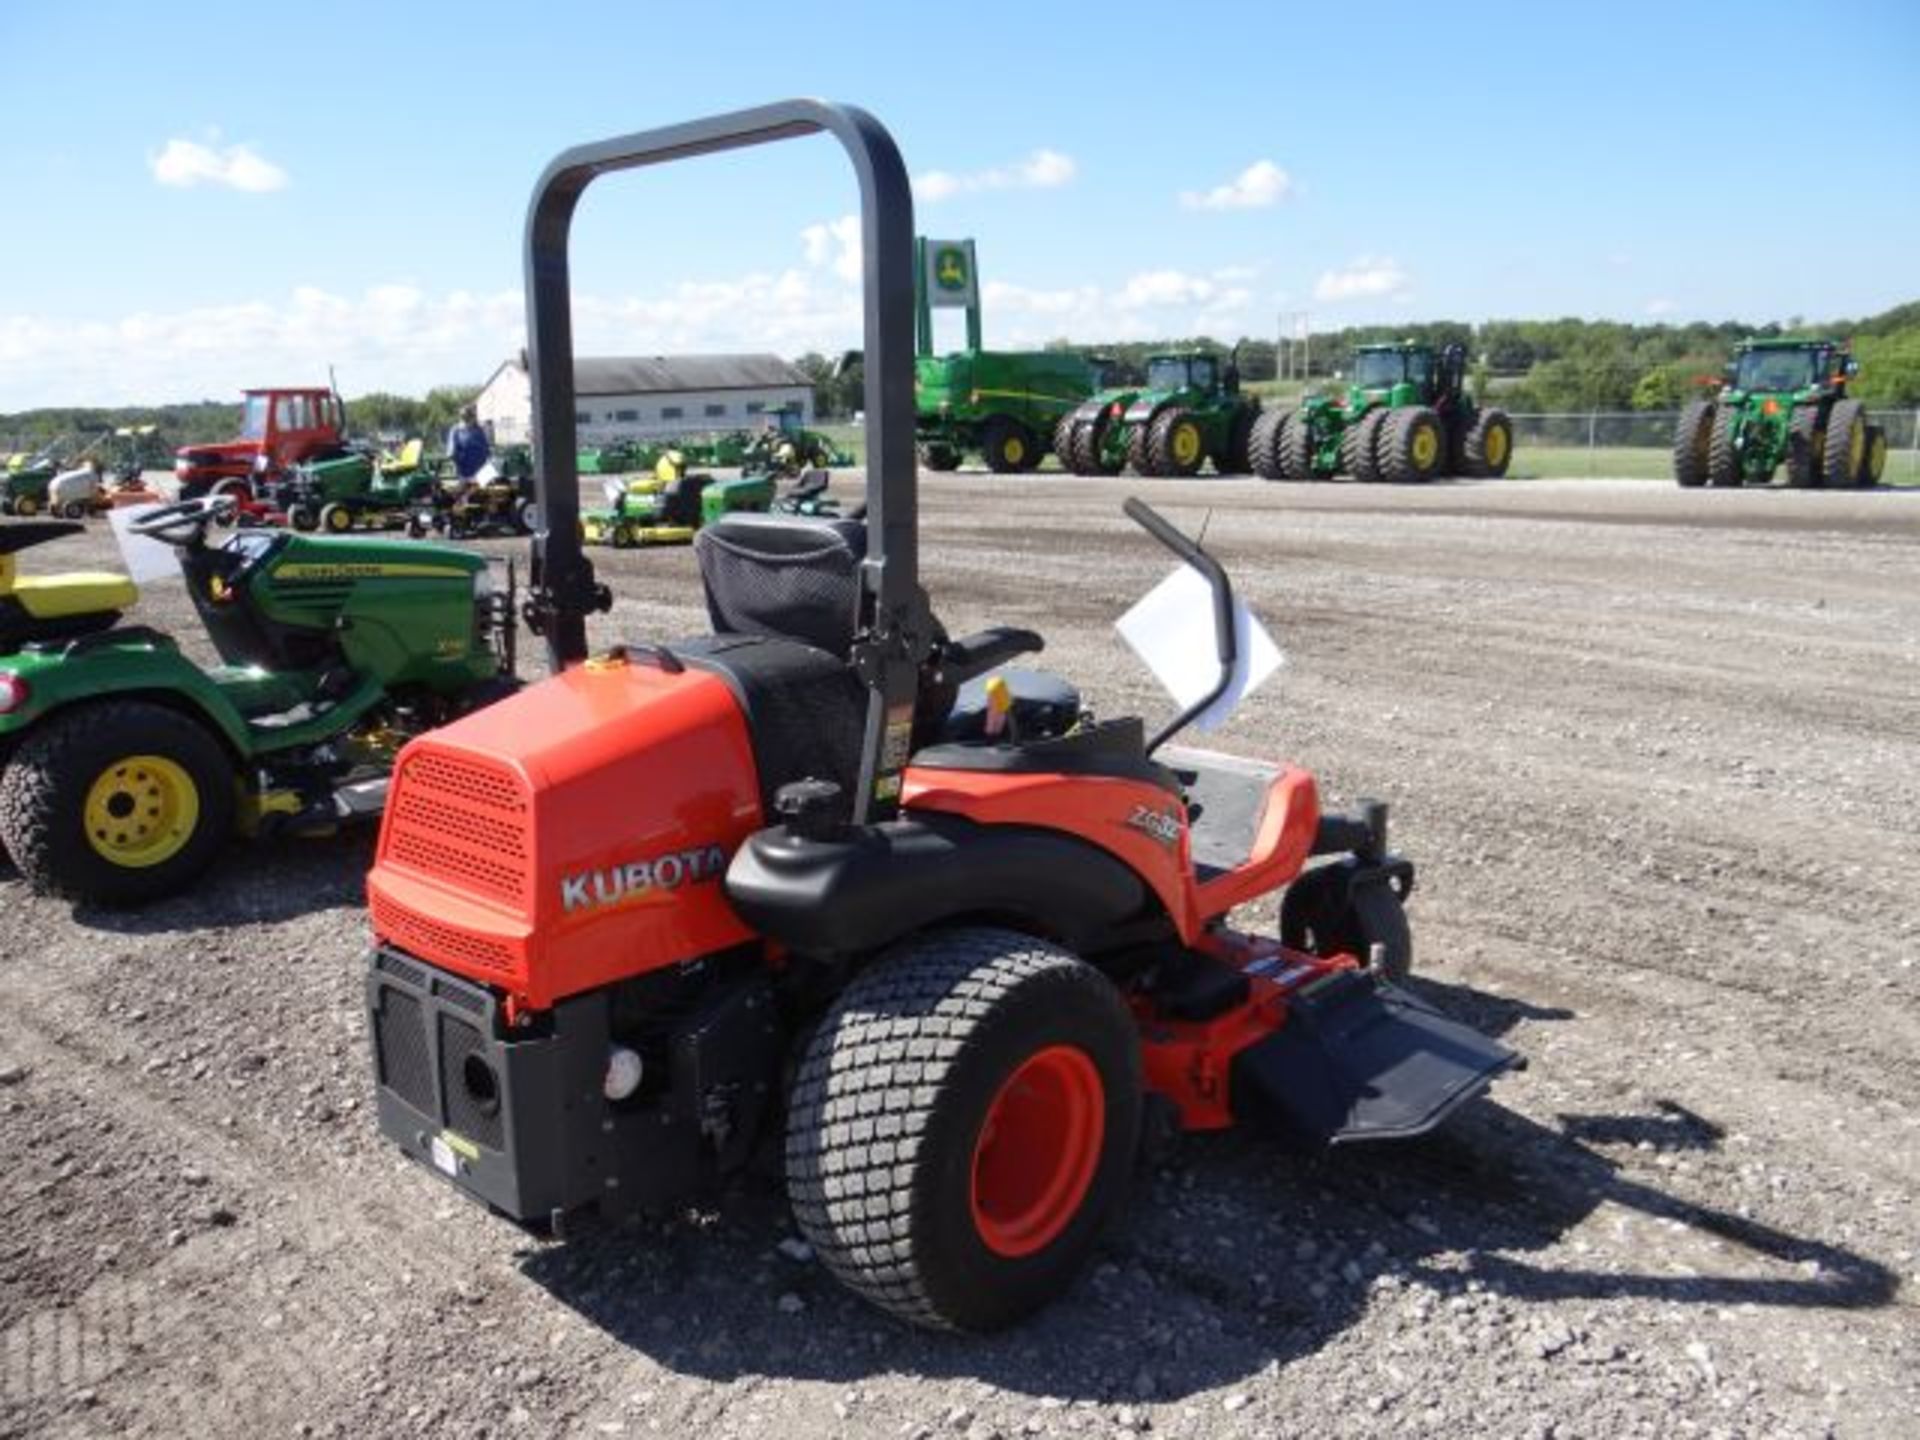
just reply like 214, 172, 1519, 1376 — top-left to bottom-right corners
446, 405, 491, 491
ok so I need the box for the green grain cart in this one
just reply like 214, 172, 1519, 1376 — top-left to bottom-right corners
1673, 339, 1882, 489
1252, 342, 1512, 483
915, 350, 1100, 472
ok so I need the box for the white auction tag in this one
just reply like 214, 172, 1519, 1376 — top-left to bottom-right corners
1115, 563, 1283, 733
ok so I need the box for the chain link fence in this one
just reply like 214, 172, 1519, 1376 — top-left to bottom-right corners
1506, 410, 1919, 484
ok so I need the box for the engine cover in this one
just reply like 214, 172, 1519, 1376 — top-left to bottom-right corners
367, 655, 764, 1011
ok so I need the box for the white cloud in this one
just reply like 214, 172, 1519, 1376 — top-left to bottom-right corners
150, 137, 288, 193
799, 213, 862, 283
914, 149, 1077, 203
1179, 160, 1292, 212
1313, 257, 1410, 303
1644, 297, 1677, 317
1116, 270, 1217, 309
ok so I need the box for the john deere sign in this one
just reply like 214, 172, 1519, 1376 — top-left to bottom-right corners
923, 239, 978, 308
914, 236, 983, 354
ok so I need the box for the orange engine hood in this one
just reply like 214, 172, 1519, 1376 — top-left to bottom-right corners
367, 657, 765, 1010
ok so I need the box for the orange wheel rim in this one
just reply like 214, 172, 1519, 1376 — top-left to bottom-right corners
969, 1045, 1104, 1258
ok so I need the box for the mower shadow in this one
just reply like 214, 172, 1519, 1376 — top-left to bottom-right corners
68, 831, 376, 935
521, 987, 1893, 1404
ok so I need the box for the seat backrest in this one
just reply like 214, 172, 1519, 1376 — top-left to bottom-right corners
694, 514, 866, 657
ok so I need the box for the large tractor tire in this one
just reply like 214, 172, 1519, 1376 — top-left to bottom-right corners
1706, 405, 1742, 488
1340, 410, 1387, 481
1125, 421, 1154, 476
1672, 401, 1715, 488
1378, 406, 1445, 483
1279, 868, 1413, 985
1462, 408, 1514, 479
786, 927, 1141, 1332
918, 443, 960, 473
1070, 419, 1121, 477
1823, 399, 1866, 489
1220, 408, 1257, 476
0, 700, 236, 907
1785, 406, 1823, 488
983, 417, 1038, 475
1278, 411, 1316, 479
1862, 424, 1888, 487
1247, 408, 1289, 480
1052, 415, 1078, 471
1146, 408, 1207, 478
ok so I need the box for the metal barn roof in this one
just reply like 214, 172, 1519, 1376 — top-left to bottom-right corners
573, 353, 810, 396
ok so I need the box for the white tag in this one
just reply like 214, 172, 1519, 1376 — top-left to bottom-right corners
429, 1135, 458, 1176
1115, 564, 1284, 732
107, 504, 184, 587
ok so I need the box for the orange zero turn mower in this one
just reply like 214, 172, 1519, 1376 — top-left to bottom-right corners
363, 100, 1519, 1332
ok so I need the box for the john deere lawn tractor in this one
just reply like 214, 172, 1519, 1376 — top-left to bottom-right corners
1253, 342, 1512, 483
273, 441, 439, 533
0, 501, 515, 905
581, 468, 774, 547
1672, 339, 1879, 489
411, 448, 543, 540
1059, 348, 1259, 477
363, 100, 1517, 1335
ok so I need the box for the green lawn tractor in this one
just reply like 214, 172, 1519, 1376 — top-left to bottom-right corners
582, 468, 775, 547
1252, 342, 1512, 484
1673, 339, 1879, 489
740, 405, 850, 479
0, 501, 516, 905
916, 349, 1099, 472
1, 458, 60, 517
274, 442, 440, 533
1058, 349, 1259, 477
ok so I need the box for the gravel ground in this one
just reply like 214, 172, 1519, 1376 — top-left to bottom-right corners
2, 473, 1916, 1439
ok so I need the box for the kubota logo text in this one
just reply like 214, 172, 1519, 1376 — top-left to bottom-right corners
562, 844, 728, 914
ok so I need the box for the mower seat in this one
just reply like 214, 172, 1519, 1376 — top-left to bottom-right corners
8, 572, 138, 619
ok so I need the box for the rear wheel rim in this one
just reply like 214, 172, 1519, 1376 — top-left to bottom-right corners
83, 754, 199, 868
1411, 423, 1439, 469
1172, 423, 1201, 466
970, 1044, 1105, 1258
1485, 423, 1509, 467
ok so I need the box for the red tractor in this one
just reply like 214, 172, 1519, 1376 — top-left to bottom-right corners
172, 386, 348, 502
362, 102, 1518, 1332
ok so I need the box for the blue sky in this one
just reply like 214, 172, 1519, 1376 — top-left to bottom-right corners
3, 0, 1915, 406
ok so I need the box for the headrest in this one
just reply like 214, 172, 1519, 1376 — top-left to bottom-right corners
693, 514, 867, 657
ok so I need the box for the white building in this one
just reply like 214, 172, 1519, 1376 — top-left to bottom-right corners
474, 353, 815, 445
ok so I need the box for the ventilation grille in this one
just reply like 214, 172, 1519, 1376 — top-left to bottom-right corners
384, 750, 530, 906
373, 988, 435, 1115
439, 1014, 504, 1150
371, 892, 515, 977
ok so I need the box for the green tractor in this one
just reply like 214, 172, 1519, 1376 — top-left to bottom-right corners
1252, 341, 1511, 483
740, 404, 850, 478
1673, 339, 1881, 489
273, 441, 440, 533
581, 468, 775, 547
1058, 348, 1260, 478
0, 501, 516, 905
915, 349, 1100, 473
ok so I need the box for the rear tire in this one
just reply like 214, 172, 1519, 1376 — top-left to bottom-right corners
982, 417, 1036, 475
1785, 405, 1822, 488
1070, 419, 1121, 477
1463, 408, 1513, 478
287, 505, 318, 532
1247, 409, 1289, 480
0, 701, 235, 907
1146, 407, 1206, 478
786, 927, 1140, 1332
919, 443, 960, 473
1862, 424, 1887, 487
1673, 400, 1714, 488
1341, 410, 1387, 481
1125, 420, 1153, 476
1220, 408, 1257, 475
1052, 415, 1077, 471
514, 497, 540, 534
1379, 407, 1445, 483
1706, 405, 1742, 487
1823, 399, 1866, 489
60, 500, 87, 520
1278, 410, 1316, 478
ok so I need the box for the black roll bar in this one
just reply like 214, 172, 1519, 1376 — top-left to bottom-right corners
520, 100, 926, 823
1122, 498, 1238, 754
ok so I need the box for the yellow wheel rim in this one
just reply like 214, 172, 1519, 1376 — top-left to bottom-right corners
1846, 424, 1864, 472
1867, 433, 1886, 479
16, 497, 37, 516
327, 508, 352, 532
1172, 423, 1201, 465
83, 755, 200, 868
1411, 423, 1439, 469
1485, 423, 1509, 467
1004, 435, 1026, 465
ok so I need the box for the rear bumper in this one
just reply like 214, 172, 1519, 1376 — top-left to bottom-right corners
366, 945, 779, 1230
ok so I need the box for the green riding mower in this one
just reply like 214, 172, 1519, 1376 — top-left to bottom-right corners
0, 501, 516, 905
1252, 342, 1512, 483
1058, 348, 1260, 477
581, 469, 775, 547
740, 405, 851, 479
274, 443, 440, 533
1673, 339, 1879, 489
